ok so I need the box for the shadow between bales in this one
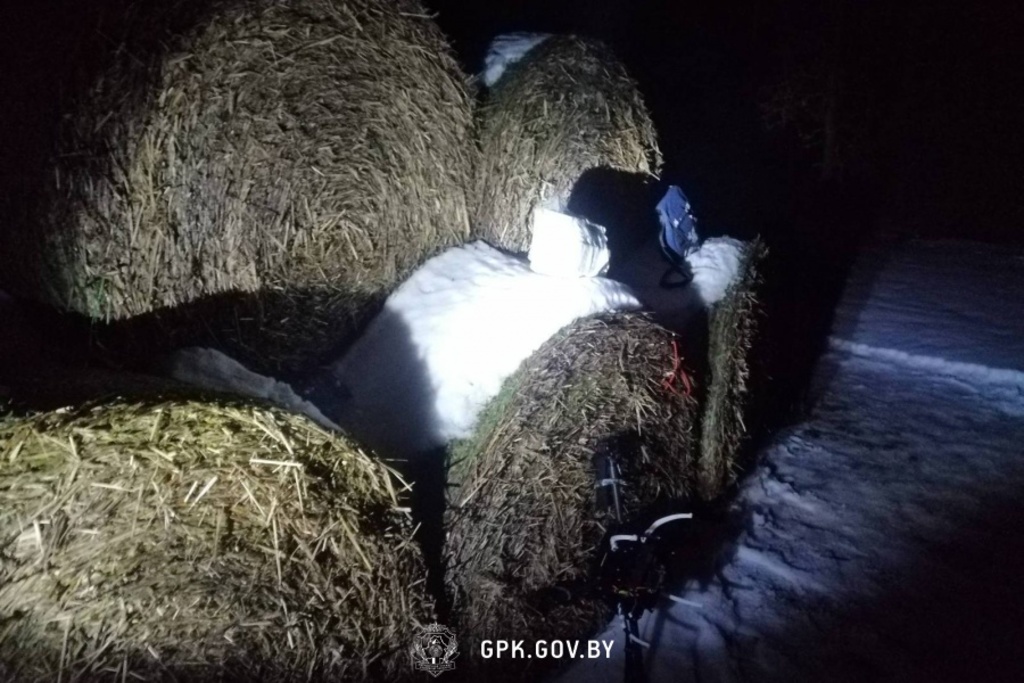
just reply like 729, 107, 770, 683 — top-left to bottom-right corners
566, 166, 663, 272
406, 448, 454, 622
6, 285, 384, 385
298, 311, 453, 617
742, 203, 878, 450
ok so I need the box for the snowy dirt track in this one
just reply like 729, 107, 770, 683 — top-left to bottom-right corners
556, 239, 1024, 683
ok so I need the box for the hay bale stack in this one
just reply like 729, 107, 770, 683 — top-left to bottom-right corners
472, 36, 662, 251
698, 238, 768, 492
444, 314, 700, 673
0, 0, 473, 373
0, 397, 432, 682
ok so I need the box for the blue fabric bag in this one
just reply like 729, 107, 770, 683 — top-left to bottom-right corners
657, 185, 700, 265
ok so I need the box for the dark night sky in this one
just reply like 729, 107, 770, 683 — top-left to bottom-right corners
427, 0, 1024, 245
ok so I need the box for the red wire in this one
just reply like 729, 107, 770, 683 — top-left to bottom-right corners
661, 339, 693, 397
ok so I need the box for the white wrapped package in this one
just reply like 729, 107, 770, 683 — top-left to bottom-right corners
528, 207, 611, 278
313, 241, 640, 459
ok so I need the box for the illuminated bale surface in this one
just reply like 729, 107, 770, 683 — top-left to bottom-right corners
698, 238, 768, 492
472, 36, 662, 252
444, 314, 701, 673
0, 397, 431, 682
0, 0, 473, 373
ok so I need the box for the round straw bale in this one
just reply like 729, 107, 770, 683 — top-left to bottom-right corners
699, 238, 768, 492
444, 313, 700, 675
472, 35, 662, 252
0, 397, 432, 682
0, 0, 473, 373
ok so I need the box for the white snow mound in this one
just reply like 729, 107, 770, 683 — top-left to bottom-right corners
319, 240, 641, 460
480, 32, 551, 87
612, 236, 748, 331
165, 347, 339, 430
687, 236, 746, 306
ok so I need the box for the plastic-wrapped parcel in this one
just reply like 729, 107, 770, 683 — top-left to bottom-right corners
527, 207, 611, 278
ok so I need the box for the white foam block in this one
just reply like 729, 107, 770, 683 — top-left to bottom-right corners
528, 207, 611, 278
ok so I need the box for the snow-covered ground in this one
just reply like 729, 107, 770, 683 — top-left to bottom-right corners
557, 238, 1024, 682
832, 239, 1024, 372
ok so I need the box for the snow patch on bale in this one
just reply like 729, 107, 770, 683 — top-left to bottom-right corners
0, 396, 431, 682
472, 36, 662, 252
443, 314, 701, 676
0, 0, 473, 374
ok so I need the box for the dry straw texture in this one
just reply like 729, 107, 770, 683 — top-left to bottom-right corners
699, 238, 767, 491
0, 0, 473, 373
0, 396, 431, 682
444, 314, 700, 675
472, 36, 662, 251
